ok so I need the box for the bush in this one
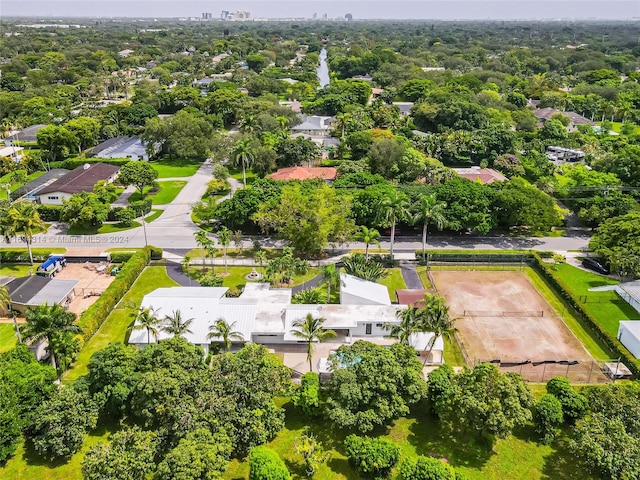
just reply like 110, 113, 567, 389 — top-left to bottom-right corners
77, 246, 151, 342
344, 434, 400, 479
533, 394, 564, 444
108, 206, 125, 221
197, 273, 224, 287
149, 246, 162, 260
205, 178, 229, 197
292, 372, 321, 417
109, 251, 136, 263
546, 377, 588, 424
36, 205, 63, 222
249, 446, 290, 480
129, 199, 152, 217
426, 364, 454, 414
0, 249, 55, 263
114, 208, 135, 227
398, 456, 456, 480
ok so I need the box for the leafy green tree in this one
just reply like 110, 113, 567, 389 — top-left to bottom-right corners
233, 139, 255, 188
376, 190, 410, 260
590, 212, 640, 273
142, 110, 214, 158
155, 428, 232, 480
546, 377, 588, 424
292, 372, 321, 417
61, 192, 110, 229
161, 310, 194, 338
249, 446, 290, 480
36, 124, 76, 165
494, 178, 563, 232
118, 161, 159, 195
414, 194, 447, 261
541, 119, 567, 139
420, 294, 457, 364
245, 54, 268, 73
275, 137, 320, 167
26, 386, 99, 460
5, 200, 45, 265
65, 117, 100, 152
533, 394, 564, 445
218, 226, 231, 273
292, 288, 324, 304
0, 382, 21, 464
430, 178, 497, 234
82, 427, 157, 480
21, 303, 79, 372
133, 307, 161, 344
367, 138, 406, 178
294, 431, 331, 477
426, 364, 455, 415
341, 253, 387, 282
398, 456, 456, 480
354, 226, 381, 262
208, 318, 244, 352
433, 363, 534, 442
344, 434, 400, 480
321, 263, 339, 302
326, 341, 427, 433
290, 314, 337, 372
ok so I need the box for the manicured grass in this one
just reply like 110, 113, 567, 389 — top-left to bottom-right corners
128, 180, 187, 205
600, 121, 640, 135
0, 324, 18, 353
0, 263, 35, 277
190, 266, 319, 291
0, 171, 46, 200
416, 266, 433, 289
150, 159, 201, 178
443, 335, 465, 366
63, 267, 178, 382
224, 400, 596, 480
524, 267, 614, 360
550, 263, 639, 336
186, 247, 280, 260
229, 167, 257, 186
66, 222, 141, 235
144, 209, 163, 223
378, 268, 407, 301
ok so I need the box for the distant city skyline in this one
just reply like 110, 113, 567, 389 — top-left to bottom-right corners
3, 1, 640, 20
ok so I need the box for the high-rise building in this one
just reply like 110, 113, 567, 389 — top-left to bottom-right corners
345, 13, 353, 21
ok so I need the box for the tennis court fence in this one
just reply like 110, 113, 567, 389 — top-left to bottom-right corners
463, 310, 544, 317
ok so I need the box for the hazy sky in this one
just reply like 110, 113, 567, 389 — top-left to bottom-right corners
3, 1, 639, 20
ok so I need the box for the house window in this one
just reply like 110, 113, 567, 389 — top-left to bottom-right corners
47, 196, 59, 200
365, 324, 372, 335
375, 323, 383, 327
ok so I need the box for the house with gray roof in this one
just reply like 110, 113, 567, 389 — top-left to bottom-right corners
291, 115, 333, 136
36, 163, 120, 205
3, 275, 78, 314
91, 136, 149, 161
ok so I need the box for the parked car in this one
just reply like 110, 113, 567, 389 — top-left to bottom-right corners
582, 257, 610, 275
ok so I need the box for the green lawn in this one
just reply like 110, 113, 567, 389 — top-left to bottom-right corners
0, 263, 35, 277
144, 209, 163, 223
189, 265, 319, 292
378, 268, 407, 301
150, 159, 201, 178
599, 121, 640, 135
229, 167, 257, 186
416, 266, 433, 289
224, 400, 595, 480
549, 263, 639, 336
0, 171, 46, 200
0, 323, 18, 353
148, 180, 187, 205
63, 266, 178, 382
66, 221, 141, 235
524, 267, 614, 360
186, 247, 280, 260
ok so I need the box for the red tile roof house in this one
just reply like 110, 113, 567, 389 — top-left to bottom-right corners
267, 167, 338, 182
452, 167, 507, 184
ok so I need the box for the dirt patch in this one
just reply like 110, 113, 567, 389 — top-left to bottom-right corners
431, 271, 602, 381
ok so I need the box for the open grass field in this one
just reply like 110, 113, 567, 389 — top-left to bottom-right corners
432, 270, 601, 381
0, 323, 18, 353
66, 221, 141, 235
63, 266, 178, 382
549, 263, 639, 336
150, 159, 201, 178
378, 268, 407, 301
223, 400, 596, 480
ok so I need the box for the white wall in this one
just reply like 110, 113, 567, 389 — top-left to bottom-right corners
349, 322, 389, 337
340, 292, 386, 306
38, 191, 72, 206
618, 324, 640, 359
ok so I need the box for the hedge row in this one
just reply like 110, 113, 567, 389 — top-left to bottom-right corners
36, 204, 63, 222
530, 252, 640, 376
109, 251, 137, 263
0, 249, 55, 263
77, 246, 152, 342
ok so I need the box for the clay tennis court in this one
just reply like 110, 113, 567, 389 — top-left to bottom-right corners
431, 271, 593, 365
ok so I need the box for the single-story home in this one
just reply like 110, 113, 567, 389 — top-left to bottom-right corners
129, 274, 445, 366
452, 167, 507, 184
533, 107, 596, 132
10, 168, 69, 201
0, 145, 24, 161
617, 321, 640, 359
90, 136, 149, 161
36, 163, 120, 205
614, 280, 640, 313
393, 102, 414, 117
4, 275, 78, 314
291, 115, 333, 136
267, 167, 337, 182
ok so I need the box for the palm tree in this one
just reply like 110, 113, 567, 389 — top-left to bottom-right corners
254, 250, 267, 274
276, 115, 289, 130
334, 112, 350, 139
232, 139, 255, 188
194, 230, 211, 272
181, 255, 192, 286
384, 307, 422, 345
238, 114, 258, 135
218, 227, 231, 273
414, 194, 447, 262
161, 310, 195, 338
419, 294, 457, 365
208, 318, 244, 352
376, 191, 410, 261
290, 314, 336, 372
133, 307, 161, 344
321, 264, 339, 303
205, 243, 218, 272
21, 303, 80, 372
354, 226, 381, 262
7, 201, 45, 265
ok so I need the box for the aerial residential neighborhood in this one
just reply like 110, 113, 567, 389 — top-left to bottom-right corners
0, 5, 639, 480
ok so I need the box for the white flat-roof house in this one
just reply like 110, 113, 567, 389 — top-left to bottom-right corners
129, 274, 445, 366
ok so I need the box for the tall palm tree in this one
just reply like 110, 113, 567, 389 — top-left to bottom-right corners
208, 318, 244, 352
194, 230, 212, 272
7, 201, 45, 265
376, 191, 410, 261
205, 244, 218, 272
181, 255, 192, 286
161, 310, 195, 338
383, 307, 422, 345
276, 116, 289, 130
133, 307, 161, 344
218, 227, 231, 273
419, 294, 457, 365
232, 139, 255, 188
354, 226, 381, 262
414, 194, 447, 262
21, 303, 79, 371
321, 264, 339, 303
290, 314, 336, 372
334, 112, 350, 139
254, 250, 267, 274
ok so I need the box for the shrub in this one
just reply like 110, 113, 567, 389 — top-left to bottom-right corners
198, 273, 224, 287
36, 205, 63, 221
108, 206, 125, 221
546, 377, 588, 424
114, 208, 135, 227
426, 364, 454, 414
149, 246, 163, 260
398, 456, 456, 480
109, 251, 136, 263
344, 434, 400, 479
533, 394, 564, 444
249, 446, 290, 480
205, 178, 229, 196
0, 249, 54, 263
292, 372, 321, 417
129, 198, 152, 217
77, 246, 151, 341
